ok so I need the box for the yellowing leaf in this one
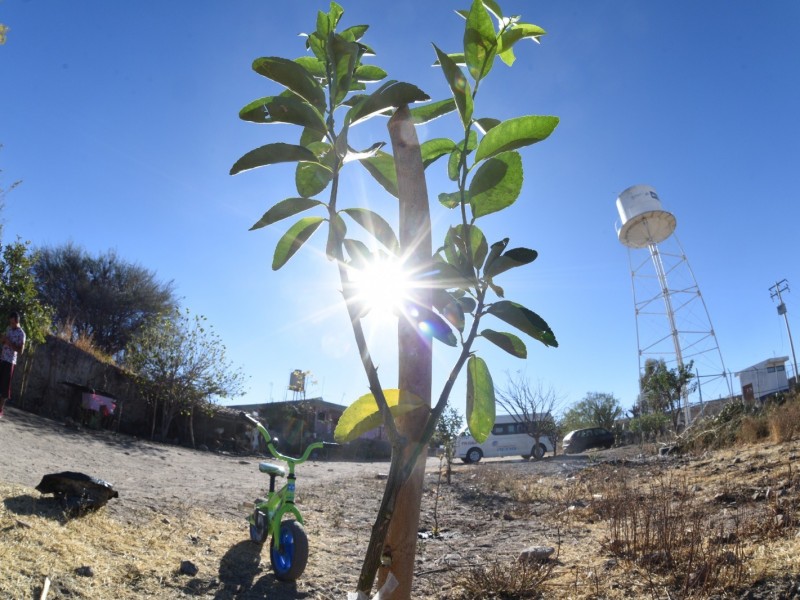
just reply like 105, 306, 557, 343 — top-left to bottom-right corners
334, 389, 428, 442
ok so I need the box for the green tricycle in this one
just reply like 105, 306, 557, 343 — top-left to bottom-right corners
239, 411, 337, 581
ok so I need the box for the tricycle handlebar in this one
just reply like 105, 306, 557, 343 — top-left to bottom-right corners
239, 411, 336, 466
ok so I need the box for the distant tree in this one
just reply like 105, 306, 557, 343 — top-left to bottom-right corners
0, 24, 8, 45
0, 240, 52, 348
34, 243, 177, 356
432, 404, 462, 484
124, 309, 245, 445
0, 158, 52, 402
640, 358, 697, 431
496, 373, 563, 459
628, 412, 670, 444
562, 392, 623, 432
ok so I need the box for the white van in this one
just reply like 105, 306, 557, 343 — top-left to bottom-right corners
455, 414, 555, 463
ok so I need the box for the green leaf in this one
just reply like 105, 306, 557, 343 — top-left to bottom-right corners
294, 56, 326, 79
438, 191, 461, 209
433, 291, 466, 332
239, 95, 327, 133
346, 80, 430, 126
447, 149, 462, 182
469, 151, 523, 219
458, 296, 477, 313
466, 224, 488, 269
481, 329, 527, 358
251, 57, 326, 112
481, 0, 503, 20
343, 141, 386, 164
467, 356, 495, 443
250, 198, 324, 231
498, 46, 516, 67
420, 260, 475, 291
488, 280, 505, 298
341, 24, 369, 42
343, 238, 371, 268
296, 141, 335, 198
433, 44, 473, 127
483, 238, 508, 273
484, 247, 538, 278
406, 303, 458, 346
305, 32, 327, 63
410, 99, 456, 125
326, 213, 347, 261
432, 52, 467, 66
341, 208, 400, 254
230, 143, 318, 176
486, 300, 558, 347
359, 151, 398, 197
300, 126, 325, 147
272, 217, 325, 270
334, 389, 427, 443
315, 3, 344, 39
354, 64, 387, 82
475, 115, 559, 162
498, 22, 547, 54
464, 0, 498, 81
328, 33, 360, 105
421, 138, 458, 168
444, 225, 488, 276
475, 117, 501, 134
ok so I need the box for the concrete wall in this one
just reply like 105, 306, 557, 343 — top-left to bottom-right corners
10, 335, 244, 447
11, 335, 149, 434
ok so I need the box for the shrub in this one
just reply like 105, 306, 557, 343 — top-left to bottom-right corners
738, 415, 770, 444
769, 400, 800, 442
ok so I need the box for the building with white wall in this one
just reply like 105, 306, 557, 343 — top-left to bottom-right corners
735, 357, 790, 401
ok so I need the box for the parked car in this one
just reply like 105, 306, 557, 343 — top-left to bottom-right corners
562, 427, 614, 453
456, 415, 555, 463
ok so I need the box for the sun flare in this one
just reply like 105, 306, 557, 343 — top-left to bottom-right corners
349, 256, 411, 319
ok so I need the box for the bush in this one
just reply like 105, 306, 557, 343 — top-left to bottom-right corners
769, 400, 800, 443
738, 415, 769, 444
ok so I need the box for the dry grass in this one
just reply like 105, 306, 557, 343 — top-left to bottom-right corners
4, 395, 800, 599
442, 435, 800, 599
769, 400, 800, 442
0, 483, 246, 599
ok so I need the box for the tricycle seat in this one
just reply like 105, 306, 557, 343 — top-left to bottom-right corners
259, 462, 286, 477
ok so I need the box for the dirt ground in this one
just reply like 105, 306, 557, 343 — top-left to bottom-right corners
0, 406, 595, 598
3, 406, 800, 599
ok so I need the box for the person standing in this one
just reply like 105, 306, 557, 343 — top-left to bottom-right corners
0, 311, 26, 418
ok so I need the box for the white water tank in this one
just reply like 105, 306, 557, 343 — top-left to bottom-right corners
616, 184, 676, 248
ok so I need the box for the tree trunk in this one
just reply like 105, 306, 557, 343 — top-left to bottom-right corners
378, 104, 432, 599
188, 404, 196, 448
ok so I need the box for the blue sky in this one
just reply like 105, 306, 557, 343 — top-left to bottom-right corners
1, 1, 798, 419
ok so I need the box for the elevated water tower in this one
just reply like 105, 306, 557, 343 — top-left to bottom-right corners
616, 185, 731, 425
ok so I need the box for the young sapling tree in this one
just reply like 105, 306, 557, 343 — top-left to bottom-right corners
230, 1, 559, 596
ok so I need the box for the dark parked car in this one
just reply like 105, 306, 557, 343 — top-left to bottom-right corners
562, 427, 614, 453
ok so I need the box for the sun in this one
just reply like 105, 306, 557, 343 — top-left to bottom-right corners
348, 256, 412, 319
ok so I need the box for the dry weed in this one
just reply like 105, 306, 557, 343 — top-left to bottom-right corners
445, 559, 555, 600
769, 401, 800, 442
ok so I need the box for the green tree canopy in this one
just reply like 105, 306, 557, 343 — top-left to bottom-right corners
124, 308, 245, 443
1, 153, 51, 348
561, 391, 623, 432
639, 358, 696, 431
34, 243, 177, 356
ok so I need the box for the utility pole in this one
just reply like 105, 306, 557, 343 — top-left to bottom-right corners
770, 279, 799, 389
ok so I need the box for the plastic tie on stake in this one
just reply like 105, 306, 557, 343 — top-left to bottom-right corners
347, 572, 398, 600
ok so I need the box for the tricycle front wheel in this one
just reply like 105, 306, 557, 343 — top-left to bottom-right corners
271, 520, 309, 581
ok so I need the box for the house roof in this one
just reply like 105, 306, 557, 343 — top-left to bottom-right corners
228, 397, 348, 414
735, 356, 789, 376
